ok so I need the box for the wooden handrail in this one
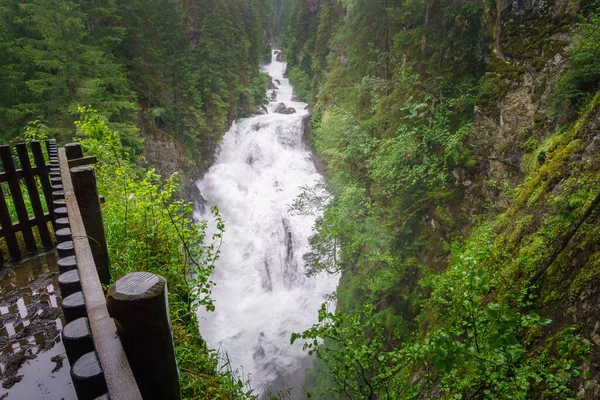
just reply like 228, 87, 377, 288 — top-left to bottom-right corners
59, 148, 142, 400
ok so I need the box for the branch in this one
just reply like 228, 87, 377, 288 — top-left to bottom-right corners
528, 189, 600, 286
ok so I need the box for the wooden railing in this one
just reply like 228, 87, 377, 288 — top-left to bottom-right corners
55, 142, 181, 400
0, 140, 55, 263
1, 139, 181, 399
56, 144, 143, 400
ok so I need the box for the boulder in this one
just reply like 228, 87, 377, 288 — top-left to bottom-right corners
256, 105, 268, 115
274, 103, 296, 114
274, 103, 287, 113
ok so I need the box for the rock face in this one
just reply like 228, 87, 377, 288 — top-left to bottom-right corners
140, 121, 208, 209
291, 90, 302, 102
274, 103, 296, 114
276, 52, 285, 62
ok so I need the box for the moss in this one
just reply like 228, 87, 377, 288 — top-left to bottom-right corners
501, 13, 572, 71
476, 56, 525, 115
569, 252, 600, 300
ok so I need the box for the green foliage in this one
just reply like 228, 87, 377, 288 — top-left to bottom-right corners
0, 0, 273, 158
287, 67, 312, 102
551, 6, 600, 117
0, 0, 138, 142
74, 108, 254, 399
281, 0, 599, 397
295, 224, 592, 399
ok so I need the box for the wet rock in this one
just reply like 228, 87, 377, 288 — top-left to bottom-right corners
274, 103, 296, 115
269, 90, 277, 102
256, 105, 268, 115
268, 77, 277, 90
275, 79, 281, 85
276, 52, 285, 62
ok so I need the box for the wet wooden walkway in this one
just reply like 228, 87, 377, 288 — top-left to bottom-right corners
1, 140, 180, 400
0, 252, 76, 399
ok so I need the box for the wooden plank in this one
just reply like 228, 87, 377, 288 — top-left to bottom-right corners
0, 167, 44, 183
68, 156, 98, 168
0, 213, 51, 237
0, 183, 20, 260
30, 141, 54, 223
16, 143, 52, 248
0, 146, 36, 253
59, 149, 142, 400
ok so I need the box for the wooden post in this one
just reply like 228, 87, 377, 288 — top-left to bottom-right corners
30, 141, 53, 221
56, 227, 73, 244
58, 269, 82, 298
107, 272, 181, 400
55, 217, 70, 230
71, 351, 108, 400
70, 165, 110, 285
62, 317, 94, 365
57, 240, 75, 258
58, 255, 78, 273
62, 291, 87, 323
65, 143, 84, 160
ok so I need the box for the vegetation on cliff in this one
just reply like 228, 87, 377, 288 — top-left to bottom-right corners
74, 107, 253, 399
281, 0, 600, 398
0, 0, 273, 397
0, 0, 273, 159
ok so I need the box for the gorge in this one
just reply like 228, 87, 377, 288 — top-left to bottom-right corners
196, 51, 338, 395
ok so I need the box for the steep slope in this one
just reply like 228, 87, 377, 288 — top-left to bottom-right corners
281, 0, 600, 397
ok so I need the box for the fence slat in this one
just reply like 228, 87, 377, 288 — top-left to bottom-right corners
16, 143, 52, 248
0, 146, 36, 253
0, 182, 21, 260
31, 141, 54, 223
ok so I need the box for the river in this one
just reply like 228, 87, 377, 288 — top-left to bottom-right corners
195, 50, 339, 396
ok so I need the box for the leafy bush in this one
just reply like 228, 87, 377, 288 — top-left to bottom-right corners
75, 106, 254, 399
551, 7, 600, 116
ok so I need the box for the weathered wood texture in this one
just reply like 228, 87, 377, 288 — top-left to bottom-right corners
70, 165, 110, 285
0, 141, 54, 263
71, 351, 109, 400
107, 272, 182, 400
59, 148, 142, 400
68, 156, 98, 168
65, 143, 84, 160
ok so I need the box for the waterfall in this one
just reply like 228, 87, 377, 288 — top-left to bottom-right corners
195, 50, 339, 395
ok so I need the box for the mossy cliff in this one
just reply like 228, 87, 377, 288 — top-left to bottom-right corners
280, 0, 600, 397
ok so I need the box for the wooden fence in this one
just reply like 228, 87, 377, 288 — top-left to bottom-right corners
1, 140, 181, 399
0, 140, 56, 264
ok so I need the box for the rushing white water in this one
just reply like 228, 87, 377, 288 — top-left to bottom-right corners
195, 51, 339, 394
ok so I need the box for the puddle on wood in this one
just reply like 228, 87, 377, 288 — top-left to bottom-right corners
0, 252, 76, 399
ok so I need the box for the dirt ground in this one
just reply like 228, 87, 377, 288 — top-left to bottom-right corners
0, 251, 76, 399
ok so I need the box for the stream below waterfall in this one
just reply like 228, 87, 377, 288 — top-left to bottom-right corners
195, 50, 339, 396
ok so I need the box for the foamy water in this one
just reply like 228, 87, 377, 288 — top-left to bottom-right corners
195, 50, 339, 395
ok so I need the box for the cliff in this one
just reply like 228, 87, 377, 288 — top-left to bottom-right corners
281, 0, 600, 397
